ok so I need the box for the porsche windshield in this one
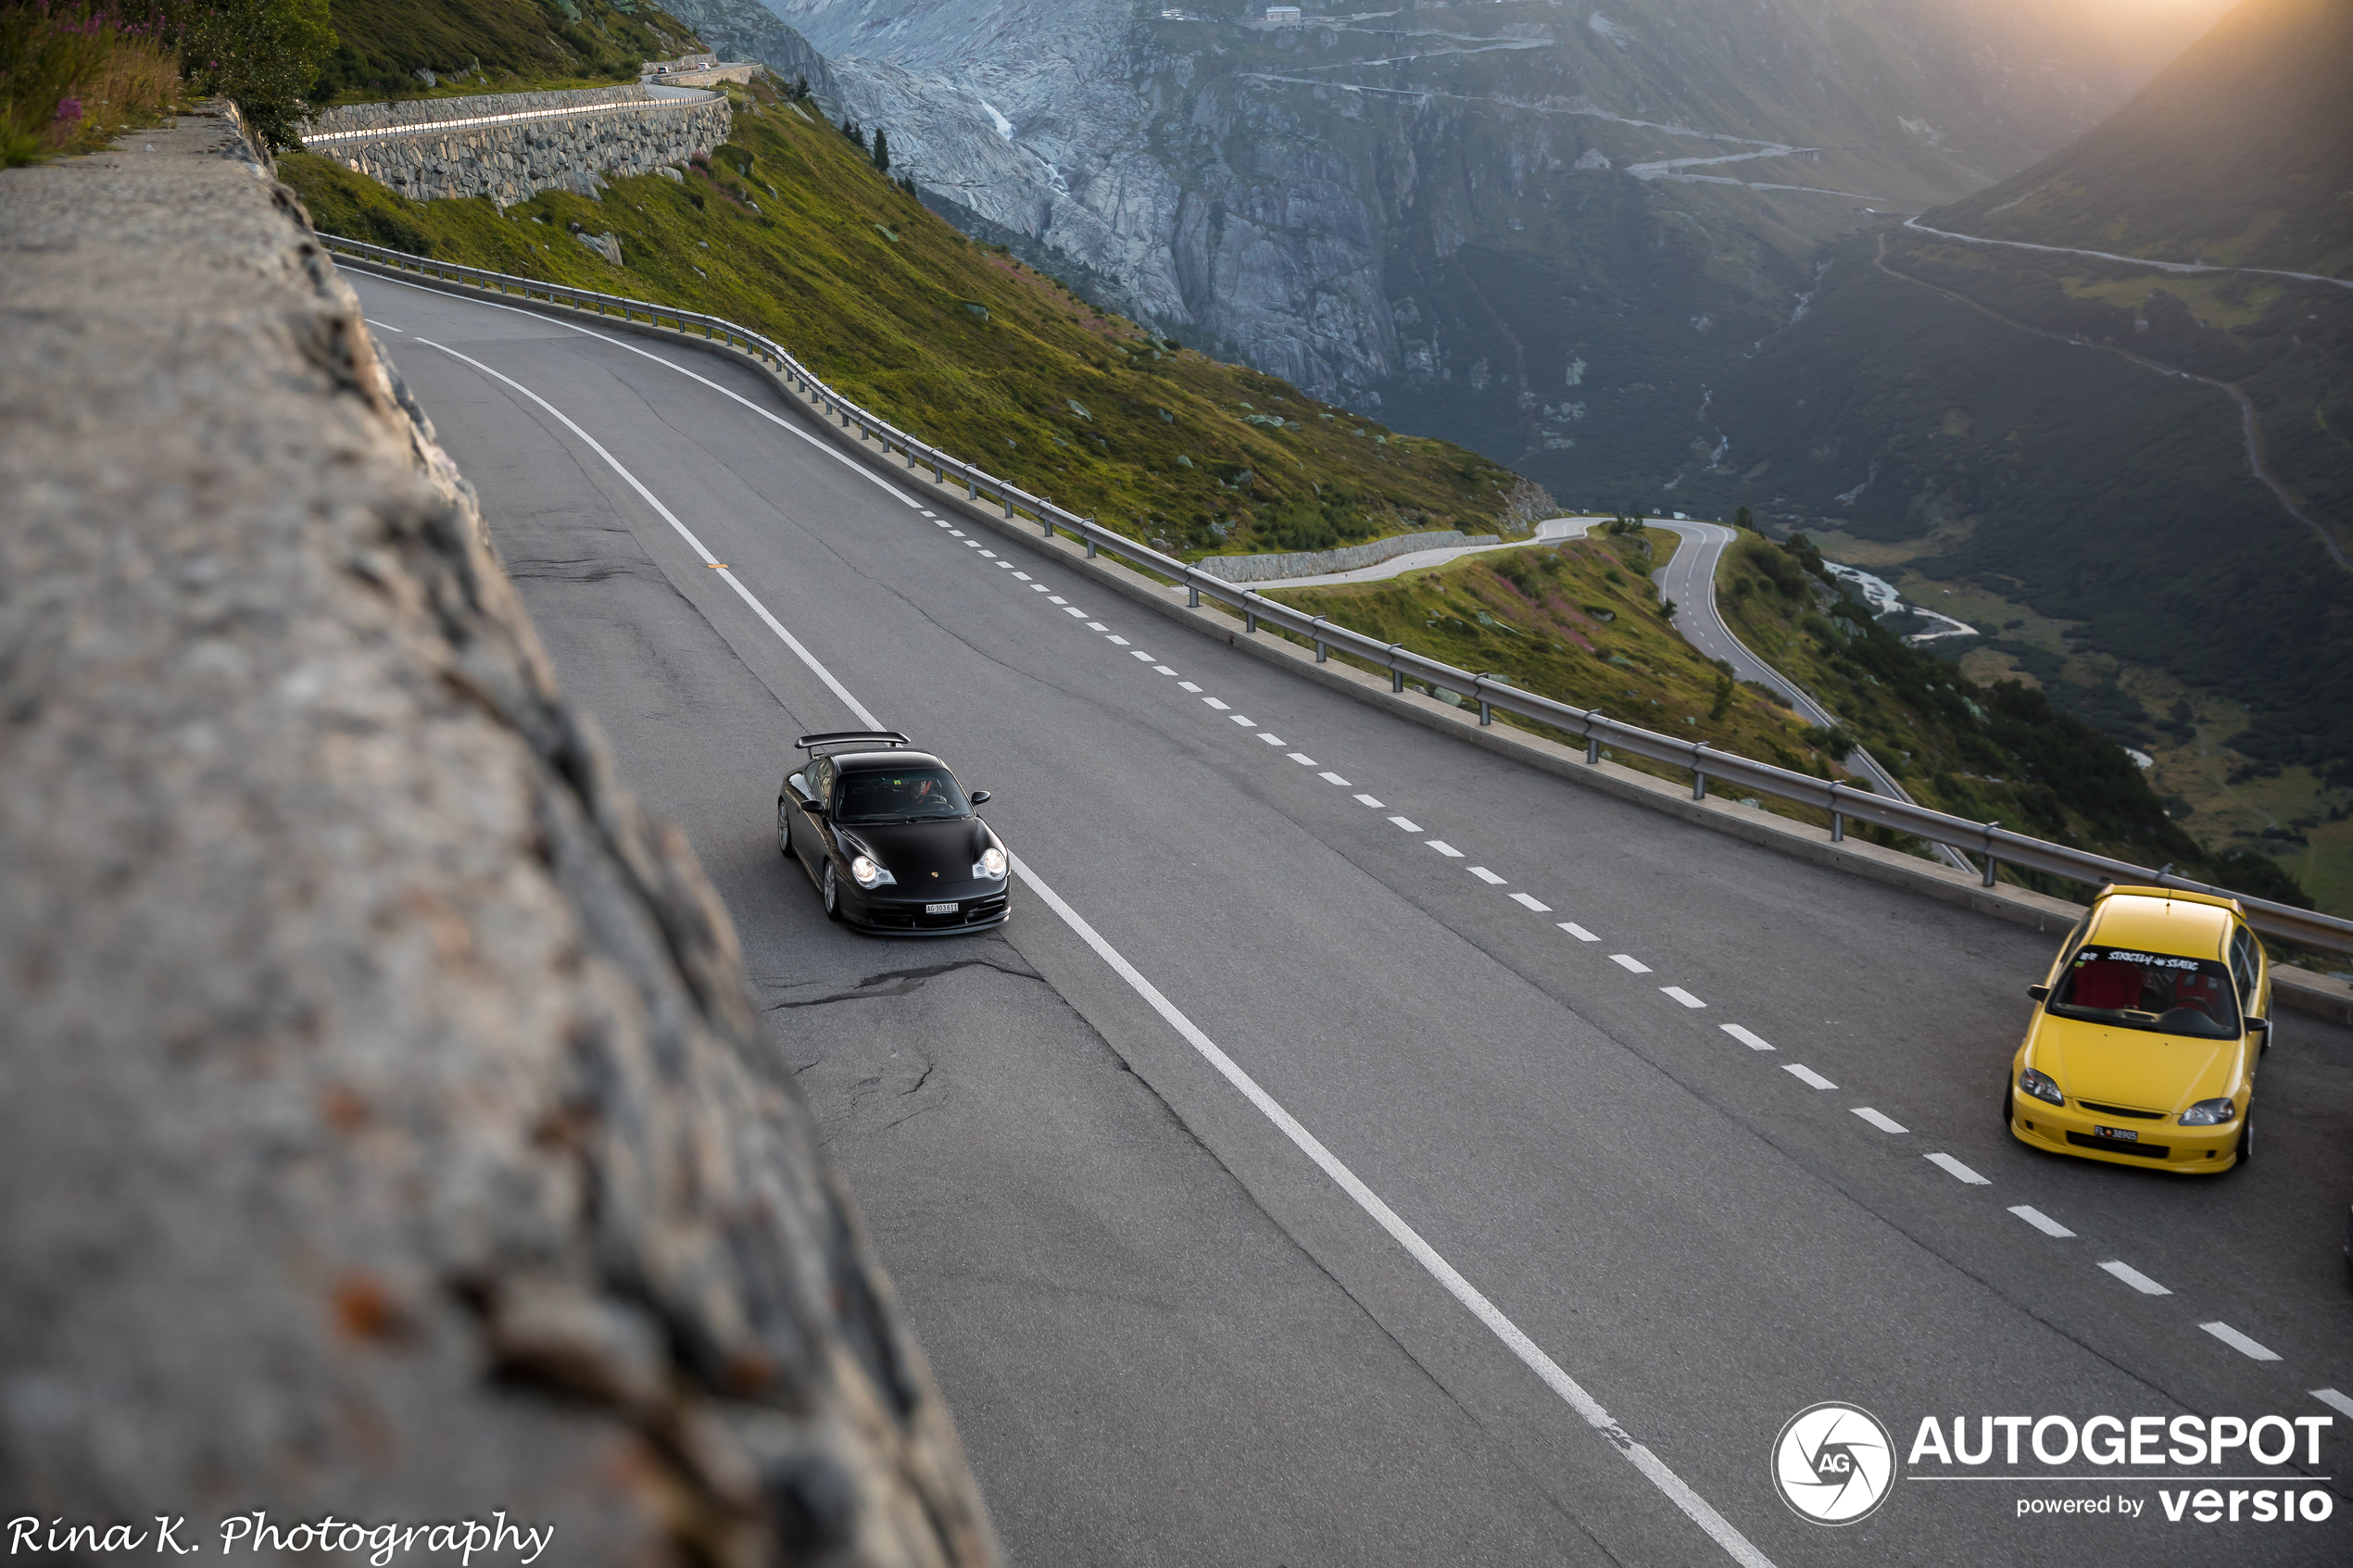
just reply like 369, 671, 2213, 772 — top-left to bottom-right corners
2048, 946, 2241, 1039
833, 766, 970, 824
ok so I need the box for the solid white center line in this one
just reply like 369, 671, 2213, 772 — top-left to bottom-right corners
1204, 696, 1230, 710
1783, 1064, 1837, 1090
1560, 922, 1598, 942
1181, 681, 1203, 692
1288, 753, 1318, 766
1511, 892, 1552, 912
1926, 1152, 1990, 1185
1850, 1107, 1906, 1134
1610, 953, 1652, 974
2097, 1261, 2171, 1295
1354, 794, 1385, 808
1719, 1024, 1774, 1052
1389, 815, 1422, 832
1319, 771, 1353, 786
1469, 866, 1507, 884
1230, 714, 1256, 726
2311, 1389, 2353, 1419
2008, 1205, 2073, 1237
1660, 986, 1706, 1010
1428, 840, 1464, 858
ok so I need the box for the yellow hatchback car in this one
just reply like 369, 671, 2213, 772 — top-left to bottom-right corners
2007, 885, 2271, 1173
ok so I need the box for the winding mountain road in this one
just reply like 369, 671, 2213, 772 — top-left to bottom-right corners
350, 269, 2353, 1568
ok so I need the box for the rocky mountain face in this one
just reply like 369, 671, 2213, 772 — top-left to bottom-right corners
1703, 0, 2352, 783
747, 0, 2213, 506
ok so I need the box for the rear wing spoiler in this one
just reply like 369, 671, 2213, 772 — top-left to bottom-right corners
795, 730, 911, 755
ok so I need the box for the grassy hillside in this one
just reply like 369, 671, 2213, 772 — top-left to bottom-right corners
1268, 525, 2281, 892
280, 77, 1523, 558
1933, 0, 2353, 278
310, 0, 705, 103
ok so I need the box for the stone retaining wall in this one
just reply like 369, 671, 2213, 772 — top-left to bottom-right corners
1195, 528, 1501, 583
304, 87, 730, 206
0, 103, 997, 1565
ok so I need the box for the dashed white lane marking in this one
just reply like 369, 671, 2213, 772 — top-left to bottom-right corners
1389, 815, 1422, 831
1107, 633, 1129, 645
2098, 1260, 2164, 1298
1354, 794, 1384, 808
1013, 571, 1033, 580
1610, 953, 1652, 974
1049, 595, 1067, 603
1154, 665, 1177, 675
1006, 864, 1780, 1568
364, 318, 403, 332
1511, 892, 1552, 912
997, 560, 1015, 569
1131, 650, 1154, 660
1230, 714, 1257, 726
1428, 840, 1464, 858
1719, 1024, 1774, 1052
2200, 1322, 2279, 1361
1560, 922, 1598, 942
979, 549, 998, 558
1783, 1064, 1836, 1090
1063, 607, 1087, 617
2009, 1205, 2073, 1237
934, 520, 953, 528
1926, 1152, 1990, 1185
1851, 1107, 1906, 1134
1260, 734, 1287, 746
1319, 771, 1353, 786
1203, 696, 1230, 710
1469, 866, 1506, 885
1087, 620, 1108, 630
1289, 752, 1318, 766
1180, 681, 1203, 692
1031, 583, 1051, 591
919, 510, 936, 518
1660, 986, 1705, 1010
2311, 1389, 2353, 1419
396, 298, 1777, 1568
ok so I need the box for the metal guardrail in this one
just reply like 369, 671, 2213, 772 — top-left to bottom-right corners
321, 232, 2353, 960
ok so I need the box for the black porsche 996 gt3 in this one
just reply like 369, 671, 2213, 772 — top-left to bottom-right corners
778, 731, 1010, 933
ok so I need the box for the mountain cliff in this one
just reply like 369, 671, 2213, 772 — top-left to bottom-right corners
746, 0, 2215, 507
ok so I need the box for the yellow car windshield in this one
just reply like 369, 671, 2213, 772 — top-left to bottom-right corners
2047, 946, 2240, 1040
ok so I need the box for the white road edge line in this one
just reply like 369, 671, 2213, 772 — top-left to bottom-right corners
402, 324, 1774, 1567
1009, 856, 1778, 1568
2008, 1205, 2073, 1238
412, 339, 879, 727
2199, 1322, 2279, 1361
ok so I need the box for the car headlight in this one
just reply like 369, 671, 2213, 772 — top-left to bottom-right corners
975, 846, 1007, 881
2018, 1068, 2065, 1106
849, 854, 894, 889
2179, 1097, 2236, 1126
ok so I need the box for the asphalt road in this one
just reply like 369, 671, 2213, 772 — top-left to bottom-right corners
354, 271, 2353, 1567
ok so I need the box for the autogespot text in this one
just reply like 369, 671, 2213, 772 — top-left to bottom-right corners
1907, 1412, 2337, 1525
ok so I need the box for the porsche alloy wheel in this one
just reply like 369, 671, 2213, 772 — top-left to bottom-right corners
822, 861, 843, 922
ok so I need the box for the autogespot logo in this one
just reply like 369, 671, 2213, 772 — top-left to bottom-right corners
1775, 1402, 1897, 1524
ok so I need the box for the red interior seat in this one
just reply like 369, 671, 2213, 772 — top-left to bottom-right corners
2069, 960, 2143, 1010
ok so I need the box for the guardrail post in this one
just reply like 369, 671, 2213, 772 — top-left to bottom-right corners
1981, 821, 2001, 887
1188, 581, 1201, 608
1386, 644, 1404, 691
1000, 494, 1013, 520
1245, 610, 1258, 634
1828, 782, 1845, 842
1085, 533, 1096, 558
1692, 744, 1708, 801
1586, 733, 1602, 765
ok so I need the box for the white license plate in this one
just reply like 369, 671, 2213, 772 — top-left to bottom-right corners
925, 902, 958, 915
2094, 1125, 2138, 1143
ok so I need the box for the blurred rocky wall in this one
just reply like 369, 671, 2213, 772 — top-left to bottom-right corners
0, 102, 997, 1568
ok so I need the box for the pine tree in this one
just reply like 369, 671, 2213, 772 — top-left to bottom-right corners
872, 127, 890, 173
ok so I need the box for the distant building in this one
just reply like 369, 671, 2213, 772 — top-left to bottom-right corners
1265, 6, 1302, 24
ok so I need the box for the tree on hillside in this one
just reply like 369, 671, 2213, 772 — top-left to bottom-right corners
872, 126, 889, 173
